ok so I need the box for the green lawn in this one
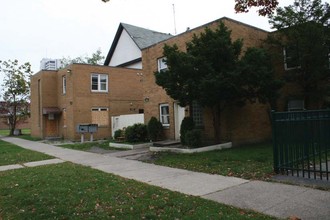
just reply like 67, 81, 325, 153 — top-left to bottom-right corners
0, 129, 9, 136
60, 141, 120, 151
0, 163, 278, 220
0, 128, 30, 136
150, 143, 275, 180
0, 140, 53, 166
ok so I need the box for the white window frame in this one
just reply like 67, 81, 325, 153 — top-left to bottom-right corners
288, 99, 305, 111
283, 46, 301, 70
159, 103, 170, 127
91, 73, 108, 92
91, 107, 109, 112
62, 75, 66, 94
157, 57, 168, 72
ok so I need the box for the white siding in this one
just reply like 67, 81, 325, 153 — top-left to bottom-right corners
109, 29, 141, 68
111, 114, 144, 137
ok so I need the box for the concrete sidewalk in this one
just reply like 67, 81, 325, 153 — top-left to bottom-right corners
2, 137, 330, 220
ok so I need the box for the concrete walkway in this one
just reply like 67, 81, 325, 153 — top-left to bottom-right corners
2, 137, 330, 220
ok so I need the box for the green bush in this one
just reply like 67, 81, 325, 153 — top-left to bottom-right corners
114, 129, 122, 140
185, 129, 202, 148
147, 117, 163, 141
125, 123, 147, 143
180, 117, 195, 145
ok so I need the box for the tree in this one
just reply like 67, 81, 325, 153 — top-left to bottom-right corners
268, 0, 330, 108
61, 48, 105, 68
0, 60, 32, 135
235, 0, 279, 16
155, 22, 281, 143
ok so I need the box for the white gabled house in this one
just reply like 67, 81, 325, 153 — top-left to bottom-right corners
104, 23, 173, 69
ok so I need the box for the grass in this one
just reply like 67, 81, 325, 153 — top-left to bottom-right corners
59, 140, 120, 151
0, 128, 41, 141
0, 139, 53, 166
150, 143, 275, 181
0, 162, 278, 219
0, 129, 9, 136
0, 128, 30, 136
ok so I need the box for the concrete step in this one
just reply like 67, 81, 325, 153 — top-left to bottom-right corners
153, 140, 181, 147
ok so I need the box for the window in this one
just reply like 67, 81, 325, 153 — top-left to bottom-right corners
192, 101, 203, 127
91, 74, 108, 92
62, 108, 66, 127
288, 99, 304, 111
159, 104, 170, 126
157, 57, 168, 72
91, 107, 109, 126
283, 46, 300, 70
62, 75, 66, 94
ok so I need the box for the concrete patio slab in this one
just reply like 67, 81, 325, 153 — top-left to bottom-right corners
203, 180, 330, 219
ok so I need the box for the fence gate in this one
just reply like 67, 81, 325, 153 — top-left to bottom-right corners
271, 110, 330, 181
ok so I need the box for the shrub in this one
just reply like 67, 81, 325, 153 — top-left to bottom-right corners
180, 117, 195, 145
147, 117, 163, 141
125, 123, 147, 143
114, 129, 122, 140
185, 129, 202, 148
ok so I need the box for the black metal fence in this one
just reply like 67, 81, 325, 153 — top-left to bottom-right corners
271, 110, 330, 181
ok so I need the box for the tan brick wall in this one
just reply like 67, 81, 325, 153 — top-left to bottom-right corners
142, 17, 272, 145
30, 70, 58, 138
31, 64, 143, 141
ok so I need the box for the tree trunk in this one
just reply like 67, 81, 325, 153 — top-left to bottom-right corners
212, 104, 221, 144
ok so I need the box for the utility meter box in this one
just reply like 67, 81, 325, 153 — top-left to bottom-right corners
88, 124, 98, 133
76, 124, 89, 133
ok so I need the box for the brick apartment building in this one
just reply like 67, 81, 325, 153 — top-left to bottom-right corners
31, 16, 324, 144
141, 17, 274, 145
30, 64, 143, 140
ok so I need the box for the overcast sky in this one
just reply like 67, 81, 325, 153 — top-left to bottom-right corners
0, 0, 293, 76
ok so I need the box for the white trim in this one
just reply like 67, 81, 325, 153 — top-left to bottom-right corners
157, 57, 168, 72
62, 75, 66, 94
91, 107, 109, 111
91, 73, 108, 92
159, 103, 170, 127
283, 47, 301, 70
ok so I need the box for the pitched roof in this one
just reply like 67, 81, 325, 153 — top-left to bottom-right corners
104, 23, 173, 66
121, 23, 173, 49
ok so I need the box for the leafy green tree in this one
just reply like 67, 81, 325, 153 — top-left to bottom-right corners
61, 48, 105, 68
0, 60, 32, 135
155, 22, 281, 143
268, 0, 330, 108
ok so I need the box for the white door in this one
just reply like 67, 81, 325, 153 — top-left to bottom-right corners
174, 103, 185, 140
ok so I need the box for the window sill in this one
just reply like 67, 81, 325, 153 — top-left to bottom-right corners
91, 91, 108, 93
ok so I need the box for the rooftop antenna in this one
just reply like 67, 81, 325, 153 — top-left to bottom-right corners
172, 4, 177, 35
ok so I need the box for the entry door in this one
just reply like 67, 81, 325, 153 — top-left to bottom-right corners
174, 103, 185, 140
44, 115, 59, 137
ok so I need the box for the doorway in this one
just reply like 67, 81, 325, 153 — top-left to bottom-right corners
174, 103, 185, 140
